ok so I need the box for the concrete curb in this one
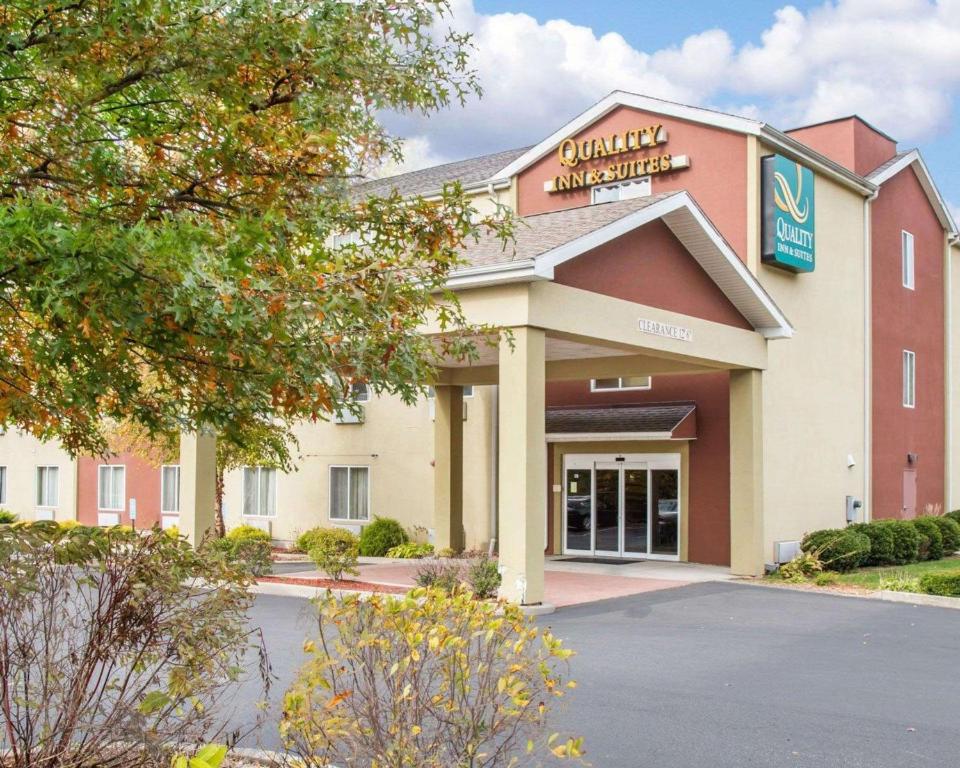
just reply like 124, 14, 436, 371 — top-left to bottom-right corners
738, 579, 960, 610
878, 590, 960, 609
519, 602, 557, 616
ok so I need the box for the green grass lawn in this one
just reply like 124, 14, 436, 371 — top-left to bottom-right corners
831, 556, 960, 590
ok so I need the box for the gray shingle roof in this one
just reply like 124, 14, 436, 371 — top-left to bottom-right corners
866, 150, 914, 181
351, 146, 529, 200
546, 402, 695, 435
459, 192, 680, 270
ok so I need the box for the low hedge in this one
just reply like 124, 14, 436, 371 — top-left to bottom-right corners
911, 517, 944, 561
358, 517, 408, 557
946, 510, 960, 526
919, 570, 960, 597
849, 521, 896, 566
295, 527, 328, 554
226, 524, 271, 543
801, 528, 871, 572
926, 516, 960, 554
885, 519, 922, 564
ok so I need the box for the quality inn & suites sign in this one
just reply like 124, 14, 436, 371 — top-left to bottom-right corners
761, 154, 816, 273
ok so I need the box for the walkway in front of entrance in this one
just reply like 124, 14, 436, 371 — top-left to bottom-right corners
265, 557, 734, 609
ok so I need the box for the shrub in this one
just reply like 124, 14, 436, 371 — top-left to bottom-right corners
911, 517, 944, 561
814, 572, 838, 587
308, 528, 360, 582
919, 570, 960, 597
925, 515, 960, 555
801, 528, 871, 572
0, 521, 266, 768
945, 509, 960, 526
295, 527, 328, 555
414, 558, 463, 592
280, 589, 583, 767
0, 510, 17, 524
849, 521, 897, 566
466, 555, 502, 598
886, 519, 921, 564
778, 551, 822, 582
358, 516, 407, 557
226, 524, 271, 543
386, 541, 435, 559
878, 571, 921, 593
205, 535, 272, 577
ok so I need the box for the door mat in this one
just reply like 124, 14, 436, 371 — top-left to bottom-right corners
559, 557, 641, 565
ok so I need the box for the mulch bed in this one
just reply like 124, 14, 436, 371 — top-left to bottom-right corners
258, 575, 408, 594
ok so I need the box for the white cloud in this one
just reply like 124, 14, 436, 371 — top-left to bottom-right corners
384, 0, 960, 172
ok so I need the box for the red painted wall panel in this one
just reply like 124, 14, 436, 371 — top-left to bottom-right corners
77, 453, 165, 529
871, 166, 945, 518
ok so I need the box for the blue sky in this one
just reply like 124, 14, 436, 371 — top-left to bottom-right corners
384, 0, 960, 222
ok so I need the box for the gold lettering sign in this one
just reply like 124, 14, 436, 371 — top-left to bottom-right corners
546, 124, 690, 194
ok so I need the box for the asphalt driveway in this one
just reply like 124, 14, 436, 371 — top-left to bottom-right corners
230, 582, 960, 767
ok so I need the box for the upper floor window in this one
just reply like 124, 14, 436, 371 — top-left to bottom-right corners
591, 177, 651, 205
36, 466, 59, 508
161, 465, 180, 514
98, 465, 126, 511
903, 350, 916, 408
902, 230, 915, 290
351, 382, 370, 403
591, 377, 652, 392
0, 466, 6, 505
242, 466, 277, 517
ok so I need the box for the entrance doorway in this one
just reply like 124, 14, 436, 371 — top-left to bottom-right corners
563, 454, 680, 560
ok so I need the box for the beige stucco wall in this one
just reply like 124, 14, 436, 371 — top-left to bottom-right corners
0, 431, 78, 521
754, 151, 868, 558
222, 387, 496, 547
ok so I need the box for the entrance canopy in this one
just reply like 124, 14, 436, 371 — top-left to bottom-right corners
546, 402, 696, 442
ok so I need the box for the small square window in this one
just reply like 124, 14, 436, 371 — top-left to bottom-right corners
590, 377, 652, 392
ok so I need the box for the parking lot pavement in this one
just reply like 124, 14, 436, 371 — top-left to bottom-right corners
231, 582, 960, 767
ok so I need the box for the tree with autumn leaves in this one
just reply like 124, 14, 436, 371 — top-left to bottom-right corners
0, 0, 509, 458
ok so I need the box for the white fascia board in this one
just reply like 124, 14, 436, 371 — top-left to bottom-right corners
545, 431, 679, 443
871, 150, 958, 236
492, 91, 762, 181
446, 259, 539, 289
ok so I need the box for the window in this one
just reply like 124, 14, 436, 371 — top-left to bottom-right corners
97, 465, 125, 511
36, 466, 59, 508
329, 465, 370, 521
351, 382, 370, 403
161, 465, 180, 514
0, 466, 6, 505
591, 177, 651, 205
590, 376, 652, 392
242, 467, 277, 517
903, 350, 916, 408
426, 385, 474, 398
902, 231, 915, 290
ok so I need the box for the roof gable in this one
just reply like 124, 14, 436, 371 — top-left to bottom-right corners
867, 149, 957, 236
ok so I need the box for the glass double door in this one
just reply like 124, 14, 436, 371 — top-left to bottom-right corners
564, 456, 679, 559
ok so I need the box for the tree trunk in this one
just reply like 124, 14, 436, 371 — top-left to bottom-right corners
215, 468, 226, 538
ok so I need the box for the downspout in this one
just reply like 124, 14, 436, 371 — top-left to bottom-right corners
489, 384, 499, 554
863, 189, 878, 521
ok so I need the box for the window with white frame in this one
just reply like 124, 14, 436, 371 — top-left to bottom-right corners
902, 230, 915, 290
242, 467, 277, 517
351, 382, 370, 403
36, 466, 59, 508
426, 385, 474, 398
591, 177, 651, 205
590, 376, 652, 392
98, 465, 125, 511
903, 350, 916, 408
329, 465, 370, 522
0, 466, 6, 505
161, 465, 180, 514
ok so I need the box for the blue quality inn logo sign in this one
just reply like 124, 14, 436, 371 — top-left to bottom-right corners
761, 154, 815, 273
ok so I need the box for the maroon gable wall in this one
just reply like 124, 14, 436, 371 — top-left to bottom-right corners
871, 167, 946, 518
78, 453, 164, 529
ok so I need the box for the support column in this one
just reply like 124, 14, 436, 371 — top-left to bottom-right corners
433, 385, 464, 552
729, 369, 765, 576
497, 327, 546, 605
179, 430, 217, 546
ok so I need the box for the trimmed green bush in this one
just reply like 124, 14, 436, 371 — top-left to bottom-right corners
849, 521, 896, 566
801, 528, 871, 572
295, 527, 328, 555
0, 510, 17, 524
359, 517, 408, 557
911, 517, 944, 561
386, 541, 435, 559
886, 519, 922, 564
926, 516, 960, 554
226, 524, 271, 543
307, 528, 360, 581
945, 510, 960, 526
205, 536, 272, 576
919, 570, 960, 597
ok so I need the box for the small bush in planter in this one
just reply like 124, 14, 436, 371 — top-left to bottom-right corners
919, 570, 960, 597
849, 521, 896, 566
467, 555, 502, 598
308, 528, 360, 582
911, 517, 944, 561
295, 527, 328, 555
385, 541, 434, 558
0, 510, 17, 524
205, 535, 272, 576
414, 558, 463, 592
886, 519, 921, 564
226, 524, 271, 543
801, 528, 871, 572
925, 515, 960, 555
358, 516, 407, 557
778, 551, 822, 582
